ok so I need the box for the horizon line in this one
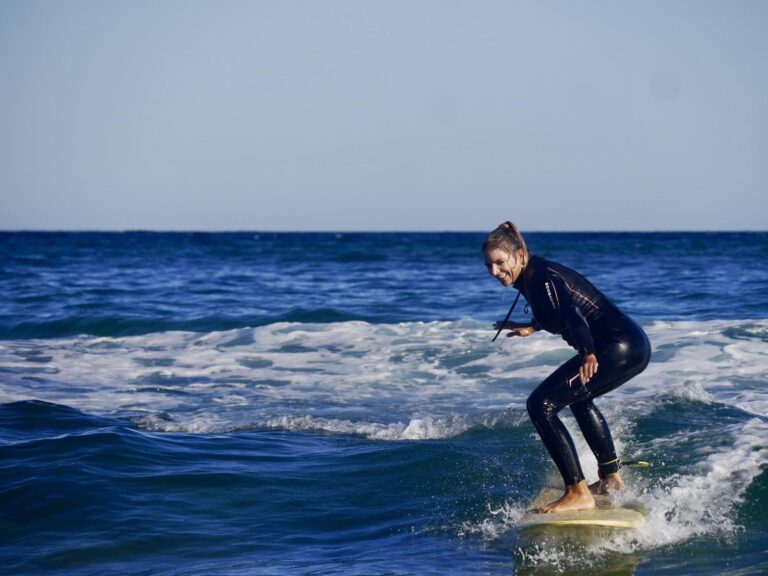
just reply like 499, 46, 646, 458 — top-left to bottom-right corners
1, 228, 766, 234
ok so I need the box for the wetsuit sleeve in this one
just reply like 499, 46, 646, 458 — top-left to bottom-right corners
543, 272, 596, 359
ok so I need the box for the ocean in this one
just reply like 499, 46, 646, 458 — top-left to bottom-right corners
1, 231, 766, 575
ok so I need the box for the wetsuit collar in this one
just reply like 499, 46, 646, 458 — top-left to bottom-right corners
513, 254, 537, 293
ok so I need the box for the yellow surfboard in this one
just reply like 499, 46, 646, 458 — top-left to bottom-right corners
519, 487, 645, 530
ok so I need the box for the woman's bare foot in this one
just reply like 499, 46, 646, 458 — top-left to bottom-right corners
538, 480, 595, 513
589, 472, 625, 495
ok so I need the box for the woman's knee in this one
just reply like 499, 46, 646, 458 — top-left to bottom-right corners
526, 392, 543, 421
527, 391, 557, 423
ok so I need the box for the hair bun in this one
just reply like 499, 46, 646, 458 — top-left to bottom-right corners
482, 221, 529, 259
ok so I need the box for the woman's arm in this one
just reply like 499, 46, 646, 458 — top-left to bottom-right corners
544, 273, 596, 359
493, 321, 538, 337
544, 272, 600, 384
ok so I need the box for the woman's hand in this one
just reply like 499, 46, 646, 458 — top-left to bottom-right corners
579, 354, 599, 384
493, 321, 536, 338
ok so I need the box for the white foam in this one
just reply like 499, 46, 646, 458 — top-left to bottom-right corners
469, 417, 768, 567
514, 416, 768, 568
261, 415, 414, 441
3, 318, 767, 557
132, 412, 520, 441
1, 318, 767, 432
627, 417, 768, 548
459, 501, 526, 541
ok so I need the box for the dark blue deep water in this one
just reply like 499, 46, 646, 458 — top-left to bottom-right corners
1, 232, 767, 575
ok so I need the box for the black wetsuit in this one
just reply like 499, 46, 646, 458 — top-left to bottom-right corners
513, 255, 651, 485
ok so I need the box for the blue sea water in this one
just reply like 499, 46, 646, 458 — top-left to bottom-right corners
1, 231, 767, 575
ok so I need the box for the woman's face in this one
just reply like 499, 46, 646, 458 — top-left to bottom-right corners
484, 247, 523, 287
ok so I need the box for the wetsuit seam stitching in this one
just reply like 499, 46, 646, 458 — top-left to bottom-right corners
547, 267, 601, 311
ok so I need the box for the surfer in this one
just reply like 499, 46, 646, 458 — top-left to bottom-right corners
483, 222, 651, 513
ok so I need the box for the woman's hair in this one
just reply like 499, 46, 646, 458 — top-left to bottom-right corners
482, 221, 529, 259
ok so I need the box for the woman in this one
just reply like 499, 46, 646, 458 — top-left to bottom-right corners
483, 222, 651, 513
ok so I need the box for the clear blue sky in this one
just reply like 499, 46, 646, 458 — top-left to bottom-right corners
1, 1, 766, 231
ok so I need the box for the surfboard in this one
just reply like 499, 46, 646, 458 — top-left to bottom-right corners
519, 487, 645, 530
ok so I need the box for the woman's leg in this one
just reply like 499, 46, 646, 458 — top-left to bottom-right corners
526, 355, 588, 487
569, 399, 625, 493
570, 400, 617, 470
568, 323, 652, 489
526, 322, 651, 510
527, 356, 596, 512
